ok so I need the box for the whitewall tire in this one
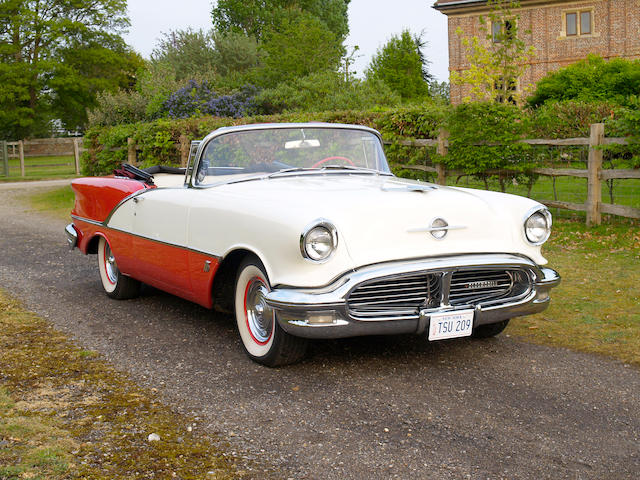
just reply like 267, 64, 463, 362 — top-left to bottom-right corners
97, 236, 140, 300
234, 256, 308, 367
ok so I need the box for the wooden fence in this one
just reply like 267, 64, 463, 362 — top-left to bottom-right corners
0, 137, 83, 177
388, 123, 639, 226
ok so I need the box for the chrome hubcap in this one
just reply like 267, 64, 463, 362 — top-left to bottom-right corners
105, 243, 118, 284
246, 279, 274, 343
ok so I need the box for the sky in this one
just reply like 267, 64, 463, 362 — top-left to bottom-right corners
124, 0, 450, 82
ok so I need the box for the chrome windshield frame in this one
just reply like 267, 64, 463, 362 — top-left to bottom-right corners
186, 123, 391, 189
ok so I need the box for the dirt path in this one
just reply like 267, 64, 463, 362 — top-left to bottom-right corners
0, 184, 638, 479
0, 178, 73, 190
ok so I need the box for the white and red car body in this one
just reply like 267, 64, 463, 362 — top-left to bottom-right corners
66, 123, 560, 352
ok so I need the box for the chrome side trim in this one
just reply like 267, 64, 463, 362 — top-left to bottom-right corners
71, 214, 102, 227
70, 216, 222, 260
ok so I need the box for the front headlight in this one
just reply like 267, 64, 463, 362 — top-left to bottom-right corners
300, 220, 338, 262
524, 207, 552, 245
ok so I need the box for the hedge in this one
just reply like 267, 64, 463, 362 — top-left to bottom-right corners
82, 100, 637, 177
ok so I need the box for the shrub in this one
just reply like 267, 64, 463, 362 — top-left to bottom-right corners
603, 96, 640, 168
528, 100, 616, 138
528, 55, 640, 107
162, 80, 258, 119
445, 102, 534, 190
88, 90, 149, 127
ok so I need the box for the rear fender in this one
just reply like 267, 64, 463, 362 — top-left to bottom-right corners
71, 176, 152, 223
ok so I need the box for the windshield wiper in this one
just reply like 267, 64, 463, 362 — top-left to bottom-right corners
266, 167, 317, 178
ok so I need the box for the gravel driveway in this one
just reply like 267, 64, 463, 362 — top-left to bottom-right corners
0, 183, 638, 479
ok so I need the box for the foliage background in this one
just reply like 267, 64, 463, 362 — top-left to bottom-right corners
82, 99, 638, 177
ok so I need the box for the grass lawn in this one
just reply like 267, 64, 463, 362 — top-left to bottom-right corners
506, 217, 640, 366
0, 291, 243, 479
26, 185, 75, 220
27, 186, 640, 367
1, 155, 79, 181
449, 175, 640, 210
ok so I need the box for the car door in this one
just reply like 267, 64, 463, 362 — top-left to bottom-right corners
131, 188, 193, 299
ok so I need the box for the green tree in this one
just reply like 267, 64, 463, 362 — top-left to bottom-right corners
255, 70, 400, 113
527, 55, 640, 107
258, 9, 344, 87
211, 0, 350, 41
451, 0, 535, 103
365, 30, 431, 100
212, 31, 261, 78
151, 29, 218, 81
0, 0, 141, 138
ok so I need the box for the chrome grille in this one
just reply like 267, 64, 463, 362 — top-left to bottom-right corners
346, 267, 532, 321
449, 270, 516, 306
347, 273, 440, 320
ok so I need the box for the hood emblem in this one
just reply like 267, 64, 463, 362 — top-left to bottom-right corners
407, 217, 467, 240
429, 218, 449, 239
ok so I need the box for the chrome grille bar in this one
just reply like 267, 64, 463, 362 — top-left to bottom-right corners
348, 274, 439, 320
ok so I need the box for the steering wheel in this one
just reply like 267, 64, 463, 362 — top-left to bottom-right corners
311, 156, 355, 168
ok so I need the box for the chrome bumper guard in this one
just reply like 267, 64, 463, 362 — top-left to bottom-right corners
65, 224, 78, 250
265, 254, 561, 339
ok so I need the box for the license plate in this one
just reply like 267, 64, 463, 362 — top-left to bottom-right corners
428, 310, 474, 341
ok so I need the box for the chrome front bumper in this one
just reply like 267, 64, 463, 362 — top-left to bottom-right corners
265, 254, 561, 339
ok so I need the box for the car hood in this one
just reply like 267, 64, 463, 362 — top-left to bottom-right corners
204, 174, 547, 269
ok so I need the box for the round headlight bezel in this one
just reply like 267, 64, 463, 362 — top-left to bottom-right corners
300, 219, 338, 262
524, 207, 552, 245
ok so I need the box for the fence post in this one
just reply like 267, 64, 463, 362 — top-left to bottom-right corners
1, 141, 8, 177
179, 134, 190, 167
73, 138, 80, 174
127, 137, 137, 165
436, 129, 448, 185
586, 123, 604, 227
18, 140, 25, 177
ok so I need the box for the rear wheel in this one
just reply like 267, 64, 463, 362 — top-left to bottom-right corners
472, 319, 510, 338
97, 237, 140, 299
234, 256, 308, 367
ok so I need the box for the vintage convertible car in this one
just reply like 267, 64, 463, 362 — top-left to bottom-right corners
66, 123, 560, 366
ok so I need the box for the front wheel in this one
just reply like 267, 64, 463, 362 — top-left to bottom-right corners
234, 257, 308, 367
472, 319, 510, 338
97, 237, 140, 300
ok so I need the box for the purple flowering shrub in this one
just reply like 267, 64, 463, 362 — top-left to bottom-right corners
162, 81, 257, 119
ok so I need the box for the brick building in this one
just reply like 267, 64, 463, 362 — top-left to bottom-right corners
433, 0, 640, 104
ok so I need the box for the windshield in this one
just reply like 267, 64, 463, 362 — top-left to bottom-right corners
193, 127, 391, 186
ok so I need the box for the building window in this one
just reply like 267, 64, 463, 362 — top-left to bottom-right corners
580, 11, 592, 34
492, 20, 514, 43
566, 13, 577, 36
565, 10, 592, 37
492, 21, 502, 42
494, 77, 517, 104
